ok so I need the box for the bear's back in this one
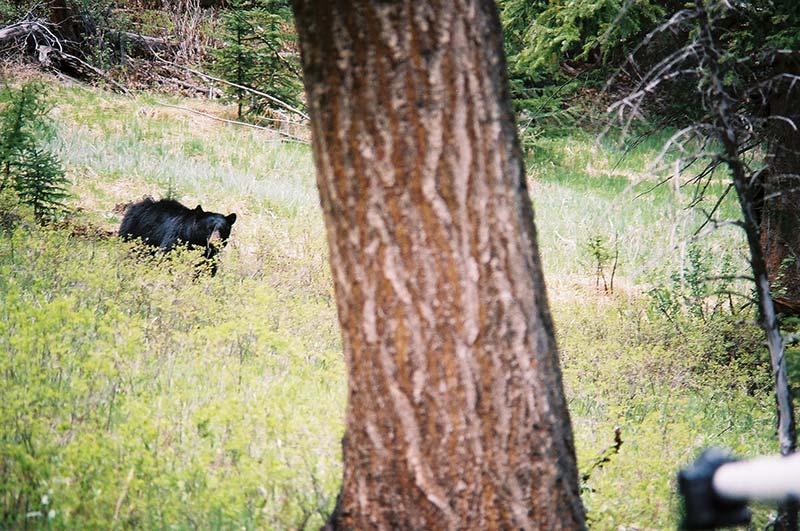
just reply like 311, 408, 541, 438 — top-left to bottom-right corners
119, 198, 192, 248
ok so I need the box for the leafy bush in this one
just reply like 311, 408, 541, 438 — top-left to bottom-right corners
0, 0, 26, 24
556, 287, 774, 529
643, 244, 772, 395
67, 0, 132, 67
0, 224, 344, 531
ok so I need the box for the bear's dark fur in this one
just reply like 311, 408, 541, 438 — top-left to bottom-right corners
119, 197, 237, 275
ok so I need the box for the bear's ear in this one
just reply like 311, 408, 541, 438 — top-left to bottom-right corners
194, 204, 203, 213
226, 213, 237, 225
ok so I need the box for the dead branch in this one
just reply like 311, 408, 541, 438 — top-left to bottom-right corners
153, 56, 310, 121
0, 18, 62, 52
0, 20, 49, 43
581, 426, 623, 484
155, 101, 309, 143
154, 71, 222, 98
118, 30, 174, 58
0, 18, 131, 93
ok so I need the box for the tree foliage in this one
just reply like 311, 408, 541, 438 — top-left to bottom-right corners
499, 0, 668, 81
495, 0, 676, 129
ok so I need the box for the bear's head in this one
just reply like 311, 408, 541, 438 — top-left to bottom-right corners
192, 205, 237, 258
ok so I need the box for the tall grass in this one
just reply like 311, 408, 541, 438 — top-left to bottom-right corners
1, 76, 786, 530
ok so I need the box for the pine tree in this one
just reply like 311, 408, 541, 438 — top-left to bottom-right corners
13, 147, 70, 222
0, 82, 53, 192
244, 0, 302, 115
212, 0, 302, 119
213, 0, 261, 119
0, 82, 69, 222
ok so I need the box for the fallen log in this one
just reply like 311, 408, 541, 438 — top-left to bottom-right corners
0, 19, 60, 49
0, 21, 43, 42
118, 31, 174, 58
36, 45, 129, 93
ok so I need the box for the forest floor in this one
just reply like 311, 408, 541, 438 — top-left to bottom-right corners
1, 71, 794, 530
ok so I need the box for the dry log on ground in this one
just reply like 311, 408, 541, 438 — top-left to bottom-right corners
118, 31, 174, 58
0, 21, 46, 42
36, 45, 128, 93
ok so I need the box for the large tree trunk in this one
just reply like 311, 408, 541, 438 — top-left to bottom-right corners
760, 55, 800, 315
290, 1, 585, 529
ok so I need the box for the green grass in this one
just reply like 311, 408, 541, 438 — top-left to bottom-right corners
1, 75, 791, 530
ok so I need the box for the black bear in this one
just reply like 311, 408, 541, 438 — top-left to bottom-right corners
119, 197, 237, 275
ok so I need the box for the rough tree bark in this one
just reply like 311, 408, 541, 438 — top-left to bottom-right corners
290, 1, 585, 530
760, 55, 800, 315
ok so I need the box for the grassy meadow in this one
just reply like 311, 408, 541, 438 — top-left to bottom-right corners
1, 74, 792, 530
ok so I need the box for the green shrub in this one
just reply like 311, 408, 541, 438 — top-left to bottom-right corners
67, 0, 131, 67
556, 289, 774, 529
0, 1, 26, 24
584, 233, 618, 293
0, 224, 344, 530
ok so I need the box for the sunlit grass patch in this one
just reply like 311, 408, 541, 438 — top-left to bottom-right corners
529, 129, 748, 291
555, 290, 775, 529
51, 83, 318, 224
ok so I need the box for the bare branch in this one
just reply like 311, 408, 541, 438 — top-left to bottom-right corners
693, 183, 733, 234
154, 101, 309, 144
153, 55, 310, 121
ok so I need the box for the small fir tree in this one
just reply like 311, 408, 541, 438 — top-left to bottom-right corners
0, 81, 54, 192
0, 82, 69, 222
244, 0, 302, 115
212, 0, 302, 119
13, 147, 70, 222
213, 0, 261, 118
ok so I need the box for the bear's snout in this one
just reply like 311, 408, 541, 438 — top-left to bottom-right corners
208, 229, 223, 246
